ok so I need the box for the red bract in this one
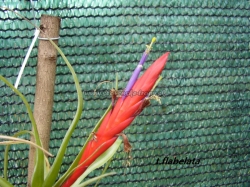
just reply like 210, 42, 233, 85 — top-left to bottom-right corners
62, 52, 170, 187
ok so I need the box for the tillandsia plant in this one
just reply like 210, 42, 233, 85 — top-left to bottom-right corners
61, 39, 170, 186
0, 7, 170, 187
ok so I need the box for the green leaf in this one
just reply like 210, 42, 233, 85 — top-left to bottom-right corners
94, 157, 113, 187
42, 41, 83, 187
4, 130, 33, 180
0, 176, 14, 187
72, 138, 122, 186
76, 172, 116, 187
0, 76, 44, 187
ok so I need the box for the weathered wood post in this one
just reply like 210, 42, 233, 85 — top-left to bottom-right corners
27, 14, 61, 187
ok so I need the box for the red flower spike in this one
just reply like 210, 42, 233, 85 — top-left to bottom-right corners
62, 52, 170, 187
103, 52, 170, 134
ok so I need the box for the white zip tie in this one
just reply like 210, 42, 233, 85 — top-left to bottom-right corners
14, 29, 40, 89
38, 36, 60, 40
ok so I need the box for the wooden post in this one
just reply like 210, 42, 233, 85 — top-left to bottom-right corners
27, 14, 61, 187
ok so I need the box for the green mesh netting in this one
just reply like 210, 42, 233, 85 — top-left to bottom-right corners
0, 0, 250, 186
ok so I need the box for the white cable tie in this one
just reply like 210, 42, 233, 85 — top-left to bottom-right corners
14, 29, 40, 89
38, 36, 60, 40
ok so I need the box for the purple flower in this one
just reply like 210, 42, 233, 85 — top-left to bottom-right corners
122, 37, 156, 100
